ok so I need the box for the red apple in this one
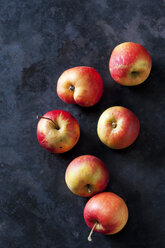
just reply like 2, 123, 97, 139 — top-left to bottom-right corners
37, 110, 80, 153
65, 155, 109, 197
84, 192, 128, 241
57, 66, 103, 107
97, 106, 140, 149
109, 42, 152, 86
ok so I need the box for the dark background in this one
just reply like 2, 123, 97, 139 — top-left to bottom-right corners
0, 0, 165, 247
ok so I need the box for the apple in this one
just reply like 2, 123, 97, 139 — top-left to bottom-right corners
37, 110, 80, 153
97, 106, 140, 149
57, 66, 103, 107
84, 192, 128, 241
109, 42, 152, 86
65, 155, 109, 197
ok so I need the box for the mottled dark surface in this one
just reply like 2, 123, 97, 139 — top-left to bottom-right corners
0, 0, 165, 247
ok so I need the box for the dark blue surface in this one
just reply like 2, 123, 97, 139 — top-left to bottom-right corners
0, 0, 165, 247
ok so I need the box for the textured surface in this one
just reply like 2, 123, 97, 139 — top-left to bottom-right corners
0, 0, 165, 247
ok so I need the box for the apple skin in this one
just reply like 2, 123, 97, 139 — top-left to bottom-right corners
97, 106, 140, 149
84, 192, 128, 235
37, 110, 80, 153
109, 42, 152, 86
57, 66, 103, 107
65, 155, 109, 197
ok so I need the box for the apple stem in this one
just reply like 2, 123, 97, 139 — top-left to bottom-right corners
87, 184, 91, 193
69, 85, 75, 91
88, 222, 97, 242
88, 188, 91, 193
111, 122, 117, 128
36, 115, 59, 130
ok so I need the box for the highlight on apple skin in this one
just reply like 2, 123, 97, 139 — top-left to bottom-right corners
65, 155, 109, 197
37, 110, 80, 154
84, 192, 129, 241
109, 42, 152, 86
57, 66, 103, 107
97, 106, 140, 149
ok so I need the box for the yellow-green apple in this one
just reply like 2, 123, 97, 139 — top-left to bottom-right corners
109, 42, 152, 86
97, 106, 140, 149
37, 110, 80, 153
65, 155, 109, 197
84, 192, 128, 241
57, 66, 103, 107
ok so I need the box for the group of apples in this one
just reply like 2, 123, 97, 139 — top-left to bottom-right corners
37, 42, 152, 241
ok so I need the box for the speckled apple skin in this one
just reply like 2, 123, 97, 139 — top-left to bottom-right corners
97, 106, 140, 149
84, 192, 128, 235
37, 110, 80, 153
57, 66, 103, 107
109, 42, 152, 86
65, 155, 109, 197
